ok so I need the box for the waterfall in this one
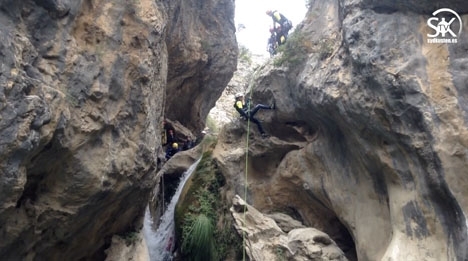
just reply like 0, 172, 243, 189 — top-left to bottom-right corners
143, 158, 201, 261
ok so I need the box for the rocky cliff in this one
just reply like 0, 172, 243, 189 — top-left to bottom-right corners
214, 0, 468, 260
231, 195, 348, 261
164, 0, 237, 132
0, 0, 236, 259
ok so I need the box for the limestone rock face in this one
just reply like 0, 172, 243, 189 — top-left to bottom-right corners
208, 52, 267, 129
0, 0, 236, 259
216, 1, 468, 260
104, 232, 149, 261
163, 0, 238, 132
230, 195, 347, 261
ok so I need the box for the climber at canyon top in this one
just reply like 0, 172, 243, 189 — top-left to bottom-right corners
267, 25, 286, 56
266, 9, 293, 39
267, 27, 277, 57
234, 93, 275, 138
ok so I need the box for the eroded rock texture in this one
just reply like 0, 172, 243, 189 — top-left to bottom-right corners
231, 195, 347, 261
0, 0, 236, 259
216, 0, 468, 260
164, 0, 237, 132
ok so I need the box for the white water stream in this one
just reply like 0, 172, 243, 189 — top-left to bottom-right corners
143, 158, 201, 261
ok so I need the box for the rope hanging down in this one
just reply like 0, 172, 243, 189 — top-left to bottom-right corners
242, 87, 254, 261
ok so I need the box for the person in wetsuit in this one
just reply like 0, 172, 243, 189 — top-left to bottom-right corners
234, 93, 275, 138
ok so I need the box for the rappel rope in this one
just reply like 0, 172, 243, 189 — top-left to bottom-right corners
242, 88, 254, 261
162, 174, 165, 215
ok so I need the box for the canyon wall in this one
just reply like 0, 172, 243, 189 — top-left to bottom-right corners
215, 0, 468, 260
0, 0, 236, 259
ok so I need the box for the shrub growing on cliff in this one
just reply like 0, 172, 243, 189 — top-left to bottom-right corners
182, 214, 216, 261
273, 31, 313, 67
273, 30, 337, 67
238, 45, 252, 65
275, 246, 287, 261
318, 38, 334, 60
177, 150, 241, 260
205, 115, 219, 133
121, 231, 140, 246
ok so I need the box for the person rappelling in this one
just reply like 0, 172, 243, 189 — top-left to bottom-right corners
234, 93, 275, 138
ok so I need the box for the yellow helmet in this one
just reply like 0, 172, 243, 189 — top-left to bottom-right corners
280, 35, 286, 43
172, 142, 178, 149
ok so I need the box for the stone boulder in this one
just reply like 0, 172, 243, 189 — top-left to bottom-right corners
231, 195, 348, 261
267, 212, 305, 233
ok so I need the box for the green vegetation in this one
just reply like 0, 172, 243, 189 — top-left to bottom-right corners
273, 30, 336, 67
275, 246, 287, 261
199, 134, 218, 152
182, 214, 216, 261
122, 231, 140, 246
273, 31, 313, 67
238, 45, 252, 65
205, 115, 219, 133
318, 38, 334, 60
215, 217, 243, 260
176, 143, 242, 260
